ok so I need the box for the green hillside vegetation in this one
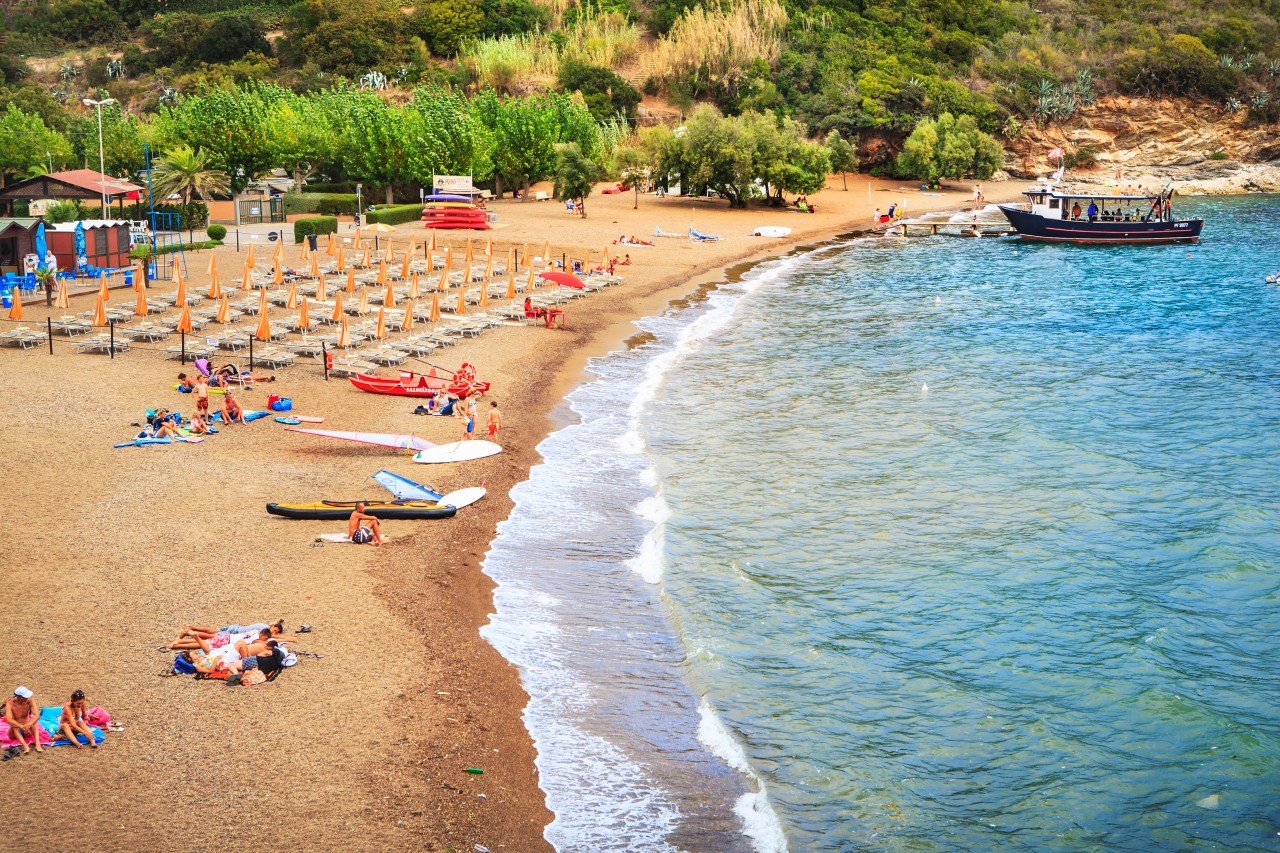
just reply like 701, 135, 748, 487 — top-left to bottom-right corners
0, 0, 1275, 200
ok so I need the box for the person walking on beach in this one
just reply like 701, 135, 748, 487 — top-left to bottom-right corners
457, 392, 475, 440
487, 401, 502, 440
4, 687, 43, 754
348, 502, 383, 546
58, 690, 98, 749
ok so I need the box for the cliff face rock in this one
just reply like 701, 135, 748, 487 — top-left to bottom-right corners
1006, 96, 1280, 193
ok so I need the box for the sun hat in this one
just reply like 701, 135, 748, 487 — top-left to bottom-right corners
14, 686, 32, 699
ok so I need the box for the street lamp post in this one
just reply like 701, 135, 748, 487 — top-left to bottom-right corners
82, 97, 118, 218
355, 183, 363, 227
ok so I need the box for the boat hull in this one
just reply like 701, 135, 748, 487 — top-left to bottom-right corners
266, 500, 457, 520
348, 372, 491, 398
998, 205, 1203, 244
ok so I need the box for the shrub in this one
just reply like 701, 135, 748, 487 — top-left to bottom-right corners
207, 224, 228, 241
1114, 35, 1238, 99
294, 215, 338, 243
1208, 151, 1229, 160
200, 13, 272, 63
365, 204, 424, 226
557, 59, 641, 120
46, 200, 87, 224
282, 193, 359, 216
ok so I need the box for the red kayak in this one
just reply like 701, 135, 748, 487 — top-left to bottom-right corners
349, 366, 490, 398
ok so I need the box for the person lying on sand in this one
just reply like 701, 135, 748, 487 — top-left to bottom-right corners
227, 640, 284, 678
178, 642, 232, 678
59, 690, 97, 749
4, 687, 43, 754
348, 502, 383, 546
235, 628, 274, 659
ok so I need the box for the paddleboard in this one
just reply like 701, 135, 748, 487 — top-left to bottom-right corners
173, 384, 227, 394
439, 486, 486, 509
413, 440, 502, 464
294, 416, 326, 423
274, 416, 302, 425
751, 226, 792, 238
113, 436, 173, 448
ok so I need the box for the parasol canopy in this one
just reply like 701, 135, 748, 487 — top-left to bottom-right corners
175, 302, 193, 334
7, 286, 21, 320
539, 271, 584, 288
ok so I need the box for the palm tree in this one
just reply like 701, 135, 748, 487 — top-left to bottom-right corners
151, 145, 231, 220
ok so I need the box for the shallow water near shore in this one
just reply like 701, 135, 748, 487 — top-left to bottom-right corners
484, 195, 1280, 851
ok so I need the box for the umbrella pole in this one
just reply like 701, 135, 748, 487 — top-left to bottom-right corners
322, 342, 329, 381
249, 335, 254, 373
109, 320, 115, 359
47, 317, 52, 355
181, 330, 186, 364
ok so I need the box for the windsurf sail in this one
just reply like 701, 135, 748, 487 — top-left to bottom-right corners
372, 469, 443, 501
285, 428, 436, 451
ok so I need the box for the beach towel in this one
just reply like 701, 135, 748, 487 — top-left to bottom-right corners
0, 706, 107, 747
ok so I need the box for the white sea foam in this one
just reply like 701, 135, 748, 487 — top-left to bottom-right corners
625, 492, 672, 583
697, 699, 790, 853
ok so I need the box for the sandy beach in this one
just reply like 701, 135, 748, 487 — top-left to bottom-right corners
0, 176, 1028, 849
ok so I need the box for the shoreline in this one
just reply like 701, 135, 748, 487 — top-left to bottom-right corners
0, 176, 1029, 850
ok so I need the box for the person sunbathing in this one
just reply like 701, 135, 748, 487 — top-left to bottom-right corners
235, 628, 274, 659
168, 620, 291, 649
223, 392, 247, 424
228, 640, 284, 678
58, 690, 97, 749
3, 687, 42, 754
178, 644, 232, 678
177, 373, 195, 392
348, 502, 383, 546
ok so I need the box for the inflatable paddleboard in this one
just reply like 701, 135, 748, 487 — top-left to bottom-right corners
294, 416, 326, 423
274, 416, 302, 425
113, 436, 174, 448
439, 486, 486, 509
413, 440, 502, 464
173, 384, 227, 394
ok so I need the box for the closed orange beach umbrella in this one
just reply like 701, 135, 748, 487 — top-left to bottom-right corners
55, 278, 70, 310
479, 280, 489, 308
175, 270, 186, 306
336, 315, 350, 348
526, 266, 536, 292
483, 252, 493, 281
437, 266, 449, 292
133, 269, 144, 293
300, 240, 310, 262
207, 254, 218, 277
354, 228, 362, 246
273, 239, 283, 261
465, 240, 474, 265
209, 269, 222, 300
409, 271, 421, 300
332, 291, 345, 322
444, 246, 452, 269
374, 305, 387, 340
456, 284, 466, 316
542, 240, 550, 263
377, 258, 387, 285
310, 251, 319, 279
254, 301, 272, 341
286, 278, 298, 309
583, 249, 591, 271
383, 278, 396, 308
7, 287, 21, 321
216, 295, 230, 324
336, 247, 346, 272
429, 229, 437, 252
485, 236, 493, 256
316, 274, 327, 303
326, 233, 337, 256
521, 243, 530, 266
361, 246, 371, 267
98, 270, 110, 302
135, 287, 148, 317
176, 301, 193, 334
258, 286, 268, 316
425, 247, 433, 271
400, 245, 411, 279
429, 291, 440, 323
400, 301, 414, 332
506, 267, 516, 301
298, 296, 311, 331
246, 245, 256, 267
358, 286, 369, 315
272, 258, 283, 286
507, 247, 514, 275
346, 267, 356, 294
92, 293, 107, 326
242, 264, 253, 292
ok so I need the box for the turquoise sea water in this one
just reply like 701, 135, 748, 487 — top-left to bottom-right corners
482, 195, 1280, 851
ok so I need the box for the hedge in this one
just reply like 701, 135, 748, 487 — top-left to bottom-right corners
365, 204, 424, 226
294, 216, 338, 243
283, 193, 358, 216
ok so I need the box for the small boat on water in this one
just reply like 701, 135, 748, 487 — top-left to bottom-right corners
266, 500, 457, 520
1266, 271, 1280, 284
999, 185, 1203, 244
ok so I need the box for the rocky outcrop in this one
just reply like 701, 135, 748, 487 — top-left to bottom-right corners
1006, 95, 1280, 187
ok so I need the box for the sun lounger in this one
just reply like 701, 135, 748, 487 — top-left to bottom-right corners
254, 350, 297, 368
328, 358, 378, 378
654, 225, 684, 239
689, 227, 721, 242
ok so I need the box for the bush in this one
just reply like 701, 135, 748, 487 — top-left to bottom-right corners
46, 200, 87, 224
1208, 151, 1229, 160
47, 0, 126, 44
283, 193, 359, 216
557, 59, 642, 120
122, 201, 209, 231
200, 13, 272, 63
207, 224, 228, 241
1114, 35, 1238, 99
294, 215, 338, 243
365, 204, 424, 226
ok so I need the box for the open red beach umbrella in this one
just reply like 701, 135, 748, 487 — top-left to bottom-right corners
7, 287, 21, 320
175, 301, 193, 334
539, 271, 585, 289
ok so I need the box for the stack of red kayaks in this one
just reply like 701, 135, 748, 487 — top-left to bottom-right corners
421, 196, 490, 230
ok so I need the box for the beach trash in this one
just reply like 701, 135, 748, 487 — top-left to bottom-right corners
464, 767, 484, 774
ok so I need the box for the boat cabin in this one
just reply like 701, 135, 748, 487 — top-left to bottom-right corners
1022, 186, 1174, 223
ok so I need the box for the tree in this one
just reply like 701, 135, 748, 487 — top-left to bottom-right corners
557, 60, 642, 121
151, 145, 231, 215
895, 112, 1001, 183
46, 0, 125, 45
281, 0, 406, 77
613, 146, 648, 210
0, 105, 72, 187
417, 0, 483, 56
404, 87, 493, 191
266, 93, 337, 193
141, 13, 211, 68
200, 14, 272, 64
70, 104, 146, 179
475, 93, 559, 200
329, 89, 410, 204
148, 82, 284, 192
0, 0, 31, 28
679, 106, 759, 208
553, 143, 602, 217
45, 200, 87, 223
824, 129, 856, 190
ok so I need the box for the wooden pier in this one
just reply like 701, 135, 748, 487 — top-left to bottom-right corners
873, 219, 1016, 238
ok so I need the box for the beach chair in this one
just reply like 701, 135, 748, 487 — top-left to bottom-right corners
654, 225, 684, 239
689, 227, 721, 243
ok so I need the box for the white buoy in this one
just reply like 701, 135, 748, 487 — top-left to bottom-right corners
935, 296, 941, 305
921, 383, 929, 392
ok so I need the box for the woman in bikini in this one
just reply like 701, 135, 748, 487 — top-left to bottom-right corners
58, 690, 98, 749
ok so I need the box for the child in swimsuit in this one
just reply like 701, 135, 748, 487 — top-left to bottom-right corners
487, 401, 502, 439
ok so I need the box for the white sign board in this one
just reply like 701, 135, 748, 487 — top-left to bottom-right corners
433, 175, 476, 192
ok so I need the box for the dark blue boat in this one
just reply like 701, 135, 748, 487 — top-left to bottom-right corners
998, 186, 1203, 244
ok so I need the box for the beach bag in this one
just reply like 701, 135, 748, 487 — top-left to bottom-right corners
240, 668, 268, 687
268, 395, 292, 412
173, 656, 197, 675
85, 707, 111, 728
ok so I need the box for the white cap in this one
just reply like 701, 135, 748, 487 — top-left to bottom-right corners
14, 686, 32, 699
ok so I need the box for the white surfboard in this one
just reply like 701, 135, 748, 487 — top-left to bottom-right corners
752, 226, 792, 238
439, 487, 486, 509
412, 440, 502, 464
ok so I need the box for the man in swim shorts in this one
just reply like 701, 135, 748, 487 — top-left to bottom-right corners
223, 392, 247, 424
487, 400, 502, 439
4, 687, 43, 754
194, 375, 210, 419
348, 502, 383, 546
